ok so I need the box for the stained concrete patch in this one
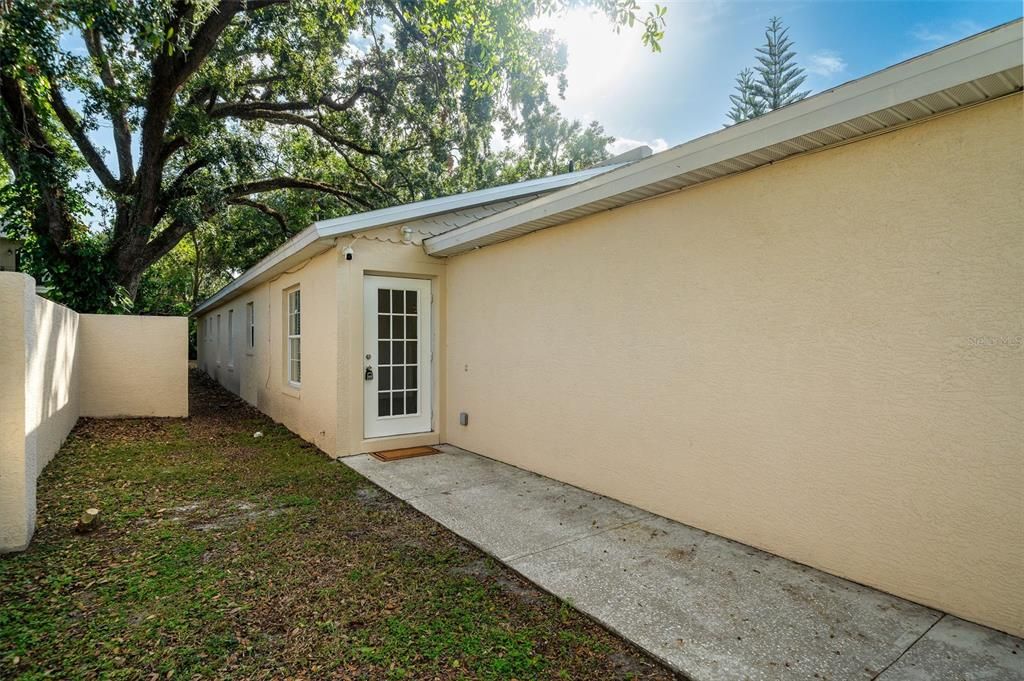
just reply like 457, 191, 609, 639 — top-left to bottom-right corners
343, 446, 522, 501
510, 514, 940, 680
342, 446, 1023, 681
409, 473, 650, 561
876, 616, 1024, 680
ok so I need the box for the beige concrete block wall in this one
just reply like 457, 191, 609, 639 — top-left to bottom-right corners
444, 95, 1024, 636
79, 315, 188, 417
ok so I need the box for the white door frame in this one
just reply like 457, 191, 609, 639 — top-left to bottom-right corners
363, 275, 433, 438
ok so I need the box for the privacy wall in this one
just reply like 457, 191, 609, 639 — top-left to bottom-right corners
0, 273, 188, 552
79, 314, 188, 418
444, 95, 1024, 636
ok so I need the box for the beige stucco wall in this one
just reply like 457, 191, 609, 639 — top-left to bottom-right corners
197, 227, 447, 457
1, 272, 189, 551
29, 297, 81, 473
335, 227, 447, 456
198, 246, 340, 454
78, 315, 188, 417
444, 95, 1024, 636
2, 273, 82, 551
1, 273, 42, 551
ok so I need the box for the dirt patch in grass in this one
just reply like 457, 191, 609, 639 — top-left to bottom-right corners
1, 371, 677, 680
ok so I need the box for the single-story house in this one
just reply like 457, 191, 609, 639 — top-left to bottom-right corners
194, 21, 1023, 638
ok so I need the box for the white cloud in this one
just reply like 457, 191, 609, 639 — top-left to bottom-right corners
910, 20, 983, 45
608, 137, 669, 156
806, 51, 847, 77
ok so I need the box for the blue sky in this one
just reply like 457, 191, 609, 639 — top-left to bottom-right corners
65, 1, 1020, 229
537, 1, 1022, 154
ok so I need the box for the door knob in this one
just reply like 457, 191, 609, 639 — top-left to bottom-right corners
365, 366, 374, 381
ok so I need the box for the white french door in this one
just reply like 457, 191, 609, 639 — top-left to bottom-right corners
363, 276, 432, 438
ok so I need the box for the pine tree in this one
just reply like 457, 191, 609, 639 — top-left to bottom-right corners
752, 17, 810, 110
726, 68, 768, 125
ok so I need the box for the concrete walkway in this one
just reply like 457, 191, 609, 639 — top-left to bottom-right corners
343, 446, 1023, 681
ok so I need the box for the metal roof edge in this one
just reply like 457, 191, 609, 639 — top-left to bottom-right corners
191, 225, 320, 316
312, 163, 625, 238
424, 19, 1023, 257
190, 164, 626, 316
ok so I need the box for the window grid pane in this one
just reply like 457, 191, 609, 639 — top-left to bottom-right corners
376, 287, 420, 417
246, 303, 255, 349
287, 289, 301, 385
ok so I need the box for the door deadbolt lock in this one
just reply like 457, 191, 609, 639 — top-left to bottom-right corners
365, 366, 374, 381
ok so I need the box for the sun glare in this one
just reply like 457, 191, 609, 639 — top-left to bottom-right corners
532, 8, 647, 118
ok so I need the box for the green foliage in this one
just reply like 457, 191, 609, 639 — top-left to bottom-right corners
0, 0, 667, 312
726, 68, 767, 126
725, 16, 809, 125
5, 224, 134, 312
752, 16, 810, 110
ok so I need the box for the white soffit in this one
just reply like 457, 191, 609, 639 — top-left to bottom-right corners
425, 20, 1024, 257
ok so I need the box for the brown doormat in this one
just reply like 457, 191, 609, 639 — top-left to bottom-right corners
371, 446, 439, 462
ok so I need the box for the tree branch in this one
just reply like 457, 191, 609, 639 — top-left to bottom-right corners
228, 197, 289, 236
321, 85, 386, 111
223, 176, 371, 209
124, 0, 287, 256
139, 219, 198, 269
214, 108, 380, 156
0, 73, 77, 246
337, 146, 393, 198
83, 28, 134, 181
142, 174, 369, 271
160, 136, 189, 164
229, 0, 290, 9
48, 86, 123, 193
152, 156, 214, 226
208, 100, 316, 116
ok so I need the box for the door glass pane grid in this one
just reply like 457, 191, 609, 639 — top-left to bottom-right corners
376, 287, 419, 417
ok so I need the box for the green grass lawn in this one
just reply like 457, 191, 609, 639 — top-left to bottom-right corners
0, 372, 674, 680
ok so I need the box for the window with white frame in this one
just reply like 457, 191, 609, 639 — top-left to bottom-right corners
216, 314, 222, 365
227, 309, 235, 367
246, 302, 255, 351
286, 289, 301, 386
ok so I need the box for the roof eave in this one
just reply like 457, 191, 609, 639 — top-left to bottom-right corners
190, 164, 627, 316
424, 20, 1023, 257
190, 225, 322, 317
311, 163, 625, 239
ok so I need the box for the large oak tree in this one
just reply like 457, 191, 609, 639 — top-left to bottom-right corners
0, 0, 664, 311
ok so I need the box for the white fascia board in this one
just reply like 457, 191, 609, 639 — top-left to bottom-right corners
191, 225, 320, 316
313, 163, 624, 238
425, 20, 1023, 256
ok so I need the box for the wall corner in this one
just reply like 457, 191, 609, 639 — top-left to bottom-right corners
0, 272, 37, 552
